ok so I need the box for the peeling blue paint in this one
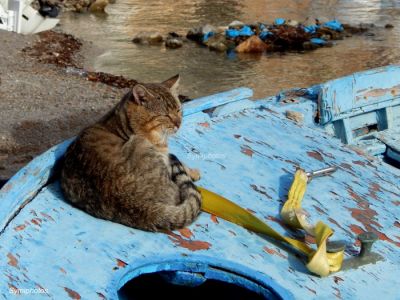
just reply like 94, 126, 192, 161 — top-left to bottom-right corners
1, 67, 400, 299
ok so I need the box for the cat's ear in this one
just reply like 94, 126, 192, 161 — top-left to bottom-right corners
162, 74, 180, 96
131, 84, 148, 105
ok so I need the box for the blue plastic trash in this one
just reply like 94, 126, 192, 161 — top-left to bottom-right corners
203, 31, 215, 42
274, 18, 286, 26
303, 24, 319, 34
323, 20, 344, 32
310, 38, 327, 45
225, 26, 254, 39
259, 30, 273, 40
259, 23, 266, 30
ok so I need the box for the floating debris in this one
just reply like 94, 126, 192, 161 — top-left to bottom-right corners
86, 71, 137, 88
22, 31, 191, 102
165, 32, 184, 49
132, 31, 164, 45
22, 30, 82, 68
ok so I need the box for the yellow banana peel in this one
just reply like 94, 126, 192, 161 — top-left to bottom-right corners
198, 169, 344, 277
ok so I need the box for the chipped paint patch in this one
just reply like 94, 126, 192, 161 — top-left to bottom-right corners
241, 145, 254, 157
64, 287, 81, 300
333, 287, 342, 299
313, 205, 327, 215
305, 286, 317, 294
7, 253, 18, 268
210, 215, 219, 224
14, 224, 26, 231
328, 217, 351, 235
307, 151, 324, 161
250, 184, 273, 200
340, 163, 354, 172
8, 284, 19, 295
178, 228, 193, 239
352, 160, 366, 166
168, 232, 211, 251
198, 122, 210, 128
346, 187, 363, 203
263, 246, 287, 259
31, 218, 42, 226
40, 212, 55, 222
333, 276, 344, 284
356, 84, 400, 100
116, 259, 127, 268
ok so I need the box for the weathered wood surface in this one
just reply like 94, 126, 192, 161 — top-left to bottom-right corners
317, 65, 400, 161
1, 73, 400, 299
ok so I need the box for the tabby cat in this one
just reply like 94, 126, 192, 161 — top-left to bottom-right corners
60, 75, 202, 232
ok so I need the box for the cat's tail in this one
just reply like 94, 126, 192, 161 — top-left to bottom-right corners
151, 155, 202, 231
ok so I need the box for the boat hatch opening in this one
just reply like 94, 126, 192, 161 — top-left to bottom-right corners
116, 261, 286, 300
118, 272, 266, 300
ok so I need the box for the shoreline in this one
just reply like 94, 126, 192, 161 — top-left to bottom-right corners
0, 27, 127, 179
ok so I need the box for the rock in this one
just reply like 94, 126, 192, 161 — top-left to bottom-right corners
132, 32, 164, 45
209, 42, 227, 52
302, 41, 319, 50
235, 35, 268, 53
216, 26, 229, 34
73, 3, 83, 12
342, 24, 368, 34
285, 110, 304, 124
168, 32, 181, 38
165, 34, 183, 49
89, 0, 108, 12
303, 17, 317, 27
320, 34, 331, 40
360, 23, 375, 29
287, 19, 299, 27
187, 24, 216, 43
228, 20, 244, 29
385, 23, 394, 29
205, 33, 230, 52
165, 38, 183, 49
270, 25, 311, 50
315, 17, 329, 25
317, 27, 343, 40
202, 24, 216, 34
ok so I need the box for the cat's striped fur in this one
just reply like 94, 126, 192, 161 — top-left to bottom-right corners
60, 75, 202, 231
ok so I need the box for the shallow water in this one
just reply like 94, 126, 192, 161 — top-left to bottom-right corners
59, 0, 400, 98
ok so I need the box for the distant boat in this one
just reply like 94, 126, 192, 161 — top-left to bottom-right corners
0, 0, 59, 34
1, 65, 399, 299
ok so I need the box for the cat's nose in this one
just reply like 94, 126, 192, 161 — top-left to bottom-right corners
173, 118, 181, 129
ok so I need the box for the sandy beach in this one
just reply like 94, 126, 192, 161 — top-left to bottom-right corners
0, 28, 126, 180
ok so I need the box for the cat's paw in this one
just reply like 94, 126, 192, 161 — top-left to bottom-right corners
188, 168, 201, 181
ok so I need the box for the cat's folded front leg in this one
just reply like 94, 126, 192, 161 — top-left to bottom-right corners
183, 164, 201, 182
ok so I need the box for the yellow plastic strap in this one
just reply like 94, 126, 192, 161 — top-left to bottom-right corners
198, 169, 344, 277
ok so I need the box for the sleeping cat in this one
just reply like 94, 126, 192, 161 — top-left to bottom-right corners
60, 75, 202, 232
